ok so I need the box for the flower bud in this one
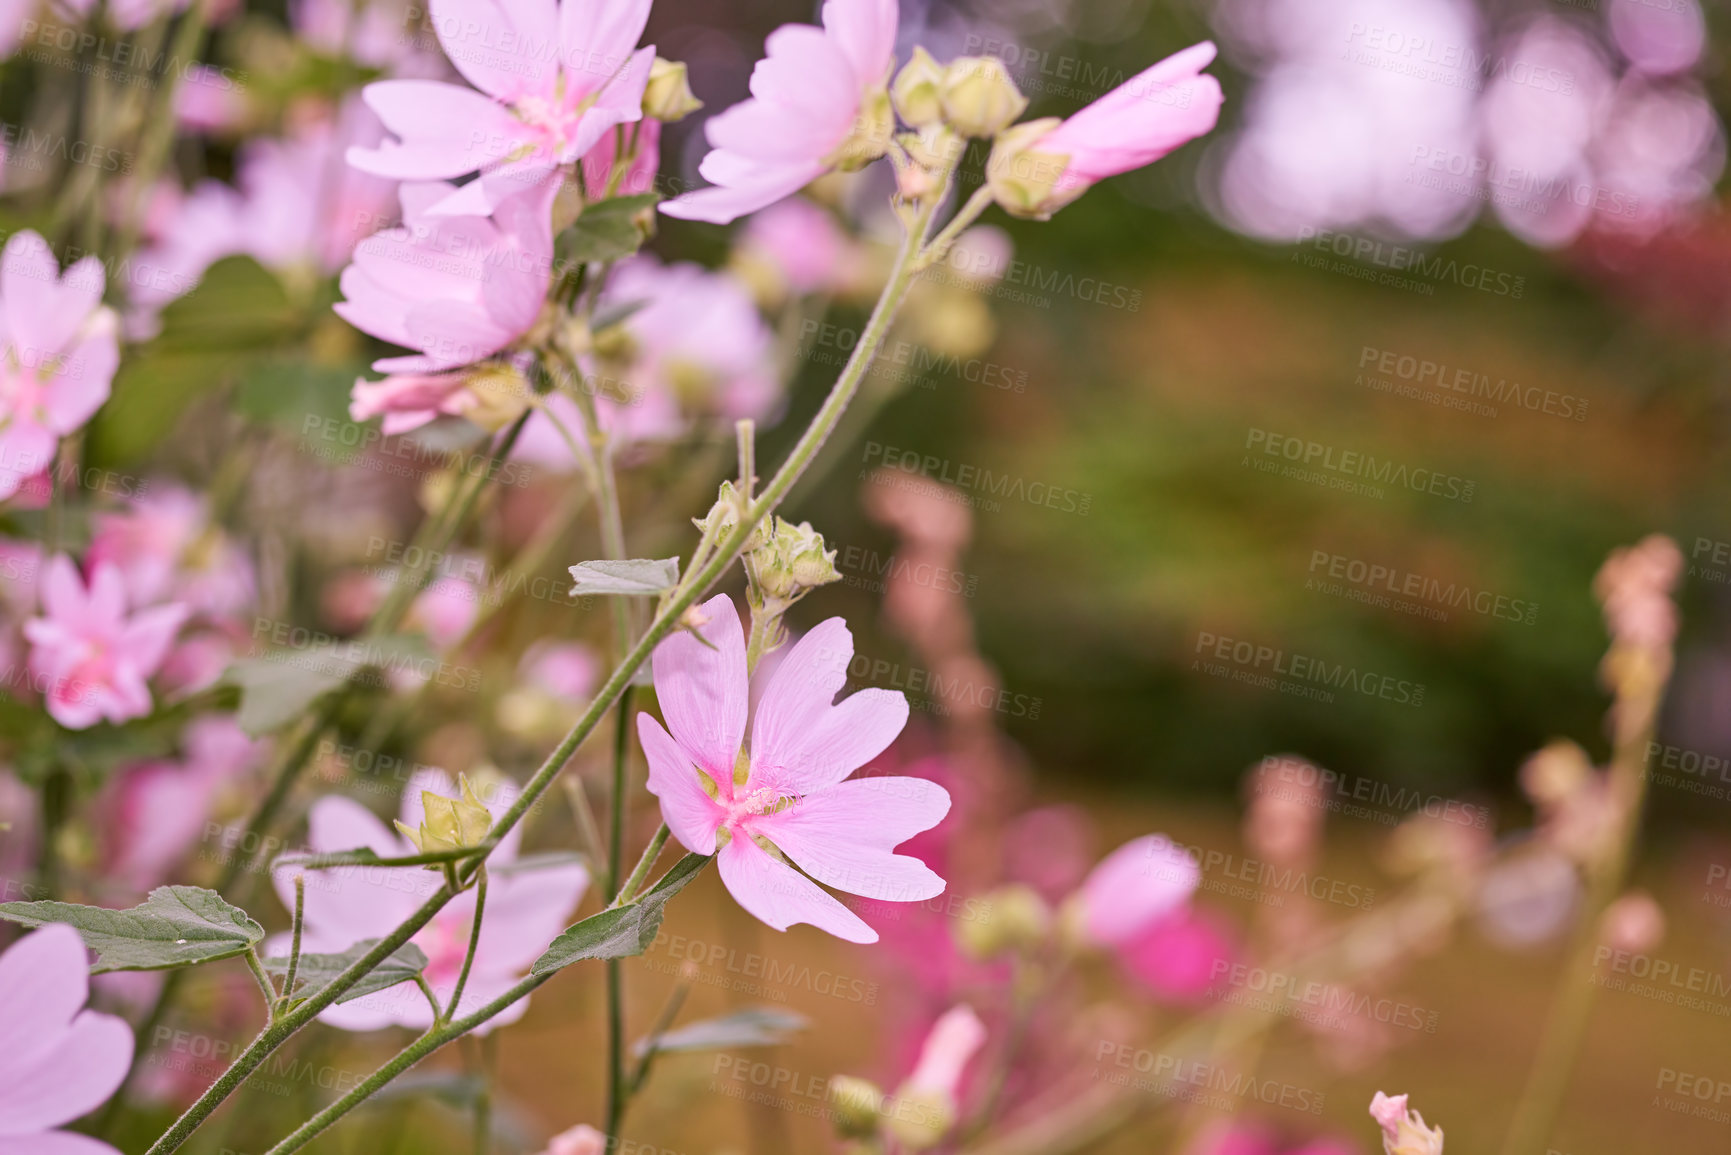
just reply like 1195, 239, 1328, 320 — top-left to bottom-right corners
752, 518, 841, 604
692, 480, 763, 551
940, 56, 1027, 137
828, 87, 895, 171
956, 884, 1050, 958
985, 119, 1072, 219
1370, 1092, 1445, 1155
461, 363, 534, 432
892, 47, 946, 127
883, 1089, 954, 1151
643, 57, 703, 122
395, 774, 493, 855
828, 1076, 885, 1140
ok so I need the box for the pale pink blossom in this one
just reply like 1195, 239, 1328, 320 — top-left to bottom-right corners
0, 232, 119, 501
1022, 42, 1223, 209
639, 594, 948, 943
348, 371, 480, 435
1075, 834, 1201, 947
902, 1004, 987, 1099
271, 770, 588, 1032
89, 485, 256, 617
661, 0, 898, 224
0, 924, 134, 1155
23, 557, 188, 730
1369, 1092, 1444, 1155
346, 0, 655, 217
336, 176, 558, 375
538, 1124, 606, 1155
1118, 906, 1237, 1003
521, 640, 600, 700
740, 199, 854, 295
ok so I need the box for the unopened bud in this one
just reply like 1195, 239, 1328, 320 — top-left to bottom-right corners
883, 1088, 954, 1151
462, 364, 534, 432
751, 517, 841, 603
892, 47, 946, 127
396, 774, 493, 855
940, 56, 1027, 138
956, 884, 1050, 958
827, 88, 894, 171
643, 57, 702, 122
828, 1076, 885, 1140
985, 118, 1072, 219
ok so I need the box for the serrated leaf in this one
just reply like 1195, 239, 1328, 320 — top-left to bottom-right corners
568, 557, 680, 597
633, 1007, 807, 1059
531, 853, 709, 975
224, 634, 431, 736
560, 194, 660, 266
262, 939, 429, 1004
0, 885, 264, 972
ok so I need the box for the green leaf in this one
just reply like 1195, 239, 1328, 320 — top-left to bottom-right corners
262, 939, 429, 1005
0, 886, 264, 972
224, 634, 431, 735
235, 358, 372, 455
633, 1007, 807, 1059
560, 194, 660, 266
567, 557, 680, 597
531, 853, 709, 975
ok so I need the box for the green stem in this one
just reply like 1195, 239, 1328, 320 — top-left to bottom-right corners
276, 876, 306, 1016
446, 866, 488, 1024
604, 686, 635, 1144
244, 949, 278, 1018
615, 823, 669, 907
917, 184, 996, 272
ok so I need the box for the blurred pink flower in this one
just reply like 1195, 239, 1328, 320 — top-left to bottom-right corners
409, 572, 484, 649
174, 67, 248, 132
741, 199, 853, 295
538, 1124, 606, 1155
639, 594, 948, 943
1593, 533, 1683, 649
521, 640, 600, 700
0, 924, 134, 1155
1075, 833, 1201, 947
89, 485, 256, 617
1025, 42, 1224, 209
336, 176, 558, 374
1118, 905, 1237, 1003
271, 770, 588, 1032
0, 232, 119, 501
662, 0, 898, 224
102, 717, 264, 892
23, 557, 187, 730
348, 371, 478, 435
65, 0, 190, 32
347, 0, 653, 216
902, 1003, 987, 1100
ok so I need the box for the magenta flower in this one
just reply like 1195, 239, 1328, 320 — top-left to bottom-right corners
638, 594, 949, 943
661, 0, 898, 225
347, 0, 655, 217
271, 770, 588, 1032
23, 557, 188, 730
336, 176, 558, 375
1117, 906, 1237, 1004
1075, 833, 1200, 947
990, 42, 1223, 218
0, 924, 134, 1155
0, 231, 119, 501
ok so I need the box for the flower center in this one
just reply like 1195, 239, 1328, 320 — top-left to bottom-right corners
511, 78, 596, 157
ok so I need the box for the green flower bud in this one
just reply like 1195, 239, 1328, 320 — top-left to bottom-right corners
643, 56, 703, 122
955, 883, 1051, 959
883, 1088, 954, 1151
752, 518, 841, 604
984, 118, 1073, 219
827, 87, 895, 171
828, 1076, 885, 1140
693, 480, 763, 552
892, 47, 946, 128
461, 364, 534, 432
396, 774, 493, 855
940, 56, 1027, 138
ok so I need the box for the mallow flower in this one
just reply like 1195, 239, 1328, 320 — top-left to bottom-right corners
1073, 833, 1201, 947
1369, 1092, 1445, 1155
639, 594, 949, 943
661, 0, 898, 224
0, 231, 119, 500
24, 556, 189, 730
987, 42, 1224, 219
346, 0, 655, 216
337, 175, 557, 403
0, 924, 134, 1155
271, 770, 588, 1032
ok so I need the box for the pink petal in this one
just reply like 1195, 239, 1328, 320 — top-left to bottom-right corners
36, 326, 118, 435
354, 80, 527, 179
558, 0, 651, 93
637, 714, 725, 855
116, 602, 190, 676
648, 592, 748, 781
2, 233, 102, 356
0, 926, 88, 1071
748, 618, 908, 797
1040, 42, 1223, 187
751, 776, 948, 902
1079, 834, 1200, 947
559, 45, 653, 161
471, 862, 589, 969
716, 833, 876, 943
429, 0, 558, 99
820, 0, 898, 87
37, 554, 84, 621
0, 1133, 126, 1155
659, 164, 825, 224
0, 1010, 133, 1133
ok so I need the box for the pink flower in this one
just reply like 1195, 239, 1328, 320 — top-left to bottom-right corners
1117, 906, 1237, 1004
537, 1124, 606, 1155
0, 924, 134, 1155
638, 594, 949, 943
1075, 834, 1200, 947
902, 1004, 987, 1100
271, 770, 588, 1032
347, 0, 654, 217
521, 641, 600, 700
740, 199, 854, 296
89, 485, 256, 617
336, 176, 558, 375
23, 557, 188, 730
990, 42, 1222, 217
0, 232, 119, 501
1369, 1092, 1444, 1155
661, 0, 898, 224
348, 372, 480, 435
